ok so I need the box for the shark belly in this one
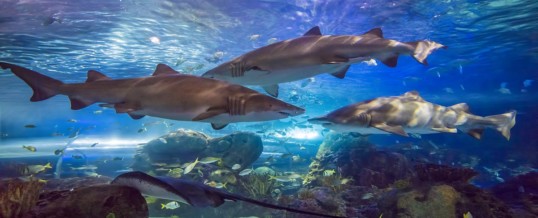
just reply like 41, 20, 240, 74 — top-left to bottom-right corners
325, 124, 439, 135
235, 64, 349, 86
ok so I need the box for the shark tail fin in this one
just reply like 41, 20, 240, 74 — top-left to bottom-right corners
484, 110, 516, 140
0, 62, 63, 101
406, 40, 447, 65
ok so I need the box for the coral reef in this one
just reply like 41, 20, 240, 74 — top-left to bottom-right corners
0, 178, 44, 218
397, 185, 461, 218
490, 171, 538, 216
132, 129, 263, 173
285, 187, 346, 218
30, 185, 148, 218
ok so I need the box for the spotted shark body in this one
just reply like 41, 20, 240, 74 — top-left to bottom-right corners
0, 62, 304, 130
202, 26, 446, 97
309, 91, 516, 140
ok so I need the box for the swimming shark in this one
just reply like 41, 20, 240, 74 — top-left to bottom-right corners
202, 26, 446, 97
111, 171, 345, 218
0, 62, 304, 130
309, 91, 516, 140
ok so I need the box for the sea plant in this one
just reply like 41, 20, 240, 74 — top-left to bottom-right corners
239, 173, 275, 200
0, 178, 44, 217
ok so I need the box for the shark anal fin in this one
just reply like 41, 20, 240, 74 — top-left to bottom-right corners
153, 64, 180, 76
86, 70, 111, 83
211, 123, 228, 130
262, 84, 279, 97
69, 97, 94, 110
372, 123, 408, 137
330, 65, 350, 79
192, 107, 227, 121
114, 102, 140, 113
467, 128, 484, 140
431, 127, 458, 133
364, 28, 383, 38
324, 55, 349, 64
129, 113, 145, 120
303, 26, 322, 36
381, 55, 399, 67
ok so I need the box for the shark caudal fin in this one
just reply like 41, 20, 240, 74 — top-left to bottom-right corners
485, 110, 517, 140
406, 40, 447, 65
0, 62, 63, 101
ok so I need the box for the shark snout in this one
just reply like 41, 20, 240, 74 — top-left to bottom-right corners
281, 105, 305, 117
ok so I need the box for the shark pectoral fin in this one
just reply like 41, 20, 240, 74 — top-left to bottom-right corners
303, 26, 322, 36
324, 55, 349, 64
153, 64, 180, 76
380, 55, 399, 67
128, 113, 145, 120
364, 28, 383, 38
192, 107, 227, 121
431, 127, 458, 133
114, 102, 140, 113
467, 128, 484, 140
372, 123, 409, 137
69, 97, 94, 110
211, 123, 228, 130
86, 70, 111, 83
262, 84, 279, 97
330, 65, 350, 79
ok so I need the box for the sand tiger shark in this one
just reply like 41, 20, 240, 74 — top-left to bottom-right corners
112, 171, 344, 218
309, 91, 516, 140
0, 62, 304, 130
202, 26, 446, 97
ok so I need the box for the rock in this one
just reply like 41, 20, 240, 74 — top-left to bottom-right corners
414, 163, 478, 184
132, 129, 263, 173
490, 171, 538, 216
397, 185, 460, 218
29, 185, 147, 218
287, 187, 346, 217
0, 178, 44, 218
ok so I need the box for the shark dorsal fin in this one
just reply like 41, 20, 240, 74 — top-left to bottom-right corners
86, 70, 111, 83
303, 26, 322, 36
364, 28, 383, 38
449, 103, 469, 112
403, 91, 423, 101
153, 64, 180, 76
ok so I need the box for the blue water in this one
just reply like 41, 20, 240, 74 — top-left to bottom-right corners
0, 0, 537, 217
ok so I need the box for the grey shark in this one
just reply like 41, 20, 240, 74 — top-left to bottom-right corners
309, 91, 516, 140
0, 62, 304, 130
202, 26, 446, 97
111, 171, 344, 218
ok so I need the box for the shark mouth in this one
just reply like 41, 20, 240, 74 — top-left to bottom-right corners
278, 111, 291, 116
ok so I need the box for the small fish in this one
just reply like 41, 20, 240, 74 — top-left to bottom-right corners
460, 84, 465, 90
71, 165, 98, 171
184, 158, 199, 174
158, 138, 167, 144
161, 201, 180, 210
26, 163, 52, 174
199, 157, 221, 164
267, 37, 278, 44
90, 143, 99, 147
523, 79, 534, 88
265, 156, 275, 162
443, 87, 454, 93
24, 124, 36, 128
341, 178, 352, 185
459, 64, 463, 74
238, 168, 253, 176
280, 153, 293, 159
113, 157, 123, 161
299, 146, 306, 150
67, 119, 77, 123
249, 34, 261, 41
363, 59, 378, 66
54, 149, 64, 155
518, 186, 525, 193
106, 213, 115, 218
68, 128, 80, 138
463, 211, 473, 218
292, 155, 304, 162
361, 193, 374, 200
205, 181, 227, 189
22, 145, 37, 152
93, 110, 103, 114
72, 155, 84, 159
138, 128, 147, 133
323, 169, 336, 177
231, 164, 241, 170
